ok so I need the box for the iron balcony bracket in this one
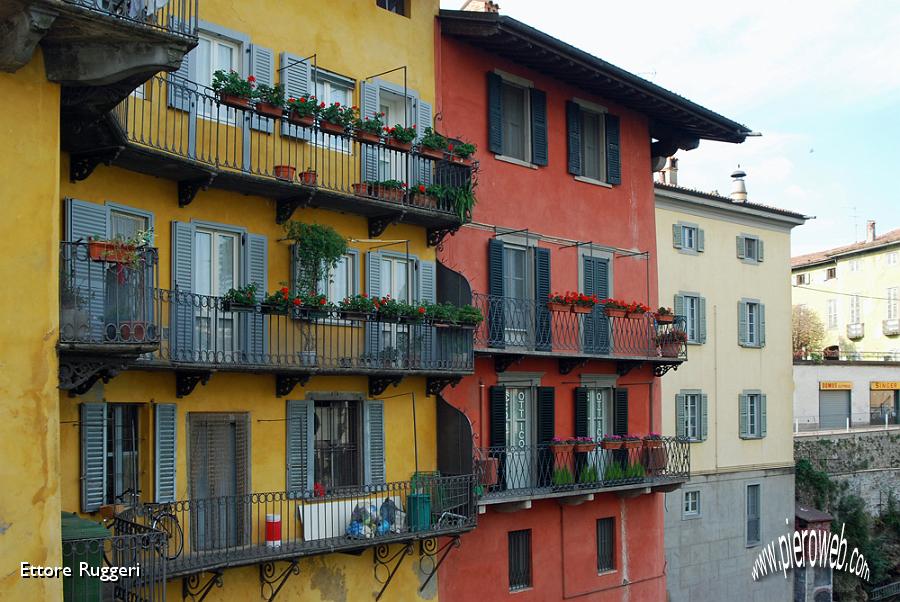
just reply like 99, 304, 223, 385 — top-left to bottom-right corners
59, 352, 138, 396
654, 363, 679, 377
616, 360, 643, 377
70, 146, 123, 182
259, 559, 301, 602
426, 225, 460, 249
558, 357, 588, 375
426, 376, 461, 397
275, 373, 310, 398
369, 375, 403, 397
176, 370, 212, 398
178, 173, 216, 208
494, 354, 524, 373
373, 542, 414, 601
417, 536, 461, 593
275, 189, 315, 224
182, 570, 223, 602
368, 213, 402, 239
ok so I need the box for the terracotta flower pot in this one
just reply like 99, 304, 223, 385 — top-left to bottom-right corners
547, 302, 572, 312
626, 311, 646, 320
352, 182, 370, 197
319, 120, 346, 135
659, 341, 682, 357
255, 101, 283, 119
411, 193, 438, 208
574, 443, 597, 453
371, 185, 404, 203
88, 241, 134, 264
572, 305, 593, 314
605, 308, 627, 318
218, 92, 251, 110
656, 314, 675, 323
355, 131, 381, 145
289, 112, 315, 127
551, 444, 574, 471
623, 440, 641, 449
451, 155, 474, 166
386, 139, 412, 152
418, 147, 445, 161
299, 170, 317, 186
600, 440, 623, 450
273, 165, 296, 181
643, 439, 663, 449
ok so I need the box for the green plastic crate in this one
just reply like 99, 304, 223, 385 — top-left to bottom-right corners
61, 512, 107, 602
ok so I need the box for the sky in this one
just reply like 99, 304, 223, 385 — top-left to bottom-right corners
440, 0, 900, 255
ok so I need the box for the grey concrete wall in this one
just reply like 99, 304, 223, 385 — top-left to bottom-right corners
664, 468, 795, 602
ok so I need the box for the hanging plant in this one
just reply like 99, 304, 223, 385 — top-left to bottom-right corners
283, 221, 348, 296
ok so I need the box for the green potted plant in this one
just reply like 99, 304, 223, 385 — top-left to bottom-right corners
222, 283, 258, 312
283, 221, 348, 298
399, 302, 427, 324
354, 179, 406, 203
354, 110, 385, 144
551, 467, 575, 490
418, 127, 447, 160
339, 293, 377, 321
211, 70, 255, 110
318, 101, 354, 135
254, 82, 285, 119
424, 302, 458, 327
448, 141, 476, 166
293, 291, 331, 320
456, 305, 484, 329
444, 181, 476, 222
655, 306, 675, 324
603, 461, 625, 482
574, 436, 596, 453
286, 95, 319, 127
88, 229, 153, 270
600, 298, 628, 319
578, 464, 600, 485
547, 292, 572, 313
385, 123, 416, 152
375, 296, 404, 322
625, 462, 647, 480
262, 286, 293, 315
573, 293, 600, 314
411, 184, 441, 209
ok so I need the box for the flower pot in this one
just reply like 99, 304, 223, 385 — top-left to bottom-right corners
261, 303, 288, 315
218, 92, 251, 110
386, 139, 412, 152
457, 323, 477, 330
355, 131, 381, 145
255, 101, 283, 120
659, 341, 682, 358
339, 310, 371, 322
418, 147, 445, 161
223, 300, 255, 313
399, 315, 425, 325
352, 182, 371, 197
643, 439, 663, 449
551, 444, 575, 472
88, 241, 135, 264
411, 193, 438, 209
600, 440, 623, 450
299, 170, 317, 186
319, 120, 346, 135
574, 443, 597, 453
547, 302, 572, 312
273, 165, 296, 181
476, 457, 499, 487
622, 440, 641, 449
371, 185, 404, 203
451, 155, 474, 166
289, 112, 315, 127
604, 308, 627, 318
626, 311, 646, 320
572, 305, 593, 314
656, 314, 675, 324
643, 447, 668, 476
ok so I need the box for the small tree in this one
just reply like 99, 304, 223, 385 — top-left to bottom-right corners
792, 304, 825, 357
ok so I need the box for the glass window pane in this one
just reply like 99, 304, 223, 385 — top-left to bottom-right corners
194, 231, 211, 296
216, 43, 234, 73
582, 111, 601, 180
396, 261, 409, 301
217, 235, 236, 295
502, 83, 526, 160
197, 37, 211, 86
381, 259, 393, 297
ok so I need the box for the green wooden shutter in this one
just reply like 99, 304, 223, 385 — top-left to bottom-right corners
155, 403, 177, 503
566, 101, 582, 175
530, 88, 548, 166
757, 239, 765, 262
675, 393, 686, 438
574, 388, 588, 438
536, 387, 555, 444
613, 388, 628, 436
698, 296, 707, 344
365, 250, 383, 357
672, 224, 683, 249
759, 303, 766, 347
80, 402, 107, 512
760, 394, 767, 437
700, 394, 709, 441
249, 44, 275, 134
488, 386, 506, 448
364, 400, 386, 486
487, 72, 503, 154
286, 399, 314, 495
739, 394, 749, 438
698, 229, 705, 252
605, 114, 621, 185
738, 300, 748, 346
736, 236, 746, 259
171, 221, 195, 361
244, 233, 268, 363
280, 52, 311, 140
360, 80, 380, 182
487, 239, 505, 348
534, 247, 551, 351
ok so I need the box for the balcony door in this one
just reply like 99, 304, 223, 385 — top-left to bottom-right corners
380, 255, 412, 365
585, 388, 612, 471
505, 387, 536, 490
194, 228, 241, 361
378, 90, 412, 183
503, 246, 529, 346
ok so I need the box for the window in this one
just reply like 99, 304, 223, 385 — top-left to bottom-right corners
827, 299, 838, 329
500, 80, 530, 162
849, 259, 860, 272
739, 300, 765, 347
503, 245, 529, 344
376, 0, 406, 15
888, 288, 898, 320
745, 237, 758, 260
596, 518, 615, 572
673, 222, 703, 253
737, 234, 763, 263
747, 393, 761, 436
684, 295, 700, 343
746, 484, 761, 546
740, 391, 766, 439
318, 253, 357, 301
826, 267, 837, 280
508, 529, 532, 591
314, 73, 354, 152
586, 388, 611, 440
381, 255, 413, 354
795, 273, 810, 286
105, 404, 140, 505
196, 33, 239, 89
677, 390, 706, 441
683, 393, 699, 440
110, 209, 150, 239
850, 295, 862, 324
580, 109, 606, 181
683, 490, 700, 518
194, 227, 241, 352
313, 400, 362, 489
888, 252, 898, 266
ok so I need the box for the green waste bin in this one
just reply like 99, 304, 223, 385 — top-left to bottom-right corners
61, 512, 108, 602
406, 493, 432, 531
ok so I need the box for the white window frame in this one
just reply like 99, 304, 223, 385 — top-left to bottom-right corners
887, 252, 898, 266
314, 70, 355, 154
744, 237, 759, 261
747, 393, 762, 437
888, 288, 898, 320
318, 252, 359, 302
827, 299, 838, 329
683, 490, 701, 519
682, 226, 698, 252
684, 294, 700, 343
849, 259, 860, 272
850, 295, 862, 324
195, 31, 244, 123
746, 302, 760, 345
683, 393, 699, 440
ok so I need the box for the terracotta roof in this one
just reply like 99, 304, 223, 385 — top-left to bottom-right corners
791, 227, 900, 268
654, 182, 808, 220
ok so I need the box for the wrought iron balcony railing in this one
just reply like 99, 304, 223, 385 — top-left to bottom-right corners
63, 0, 198, 38
127, 475, 476, 578
473, 438, 689, 502
471, 294, 687, 361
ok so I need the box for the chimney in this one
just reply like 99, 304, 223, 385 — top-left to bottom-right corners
866, 220, 876, 243
730, 168, 747, 202
663, 157, 678, 186
461, 0, 500, 12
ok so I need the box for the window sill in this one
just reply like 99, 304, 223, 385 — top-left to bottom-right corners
574, 175, 612, 188
686, 340, 704, 346
495, 154, 538, 170
677, 247, 701, 256
597, 568, 617, 576
740, 258, 762, 265
739, 435, 765, 440
682, 513, 702, 521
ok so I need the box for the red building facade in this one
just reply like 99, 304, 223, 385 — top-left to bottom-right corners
432, 9, 749, 601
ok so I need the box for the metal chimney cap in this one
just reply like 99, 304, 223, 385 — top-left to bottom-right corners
731, 169, 747, 179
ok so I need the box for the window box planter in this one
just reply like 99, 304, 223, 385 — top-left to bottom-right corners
551, 443, 574, 473
626, 311, 647, 320
88, 240, 135, 264
572, 305, 594, 314
339, 310, 372, 322
574, 442, 597, 453
386, 139, 412, 153
457, 322, 478, 331
656, 314, 675, 324
643, 438, 663, 449
273, 165, 296, 181
223, 300, 255, 313
450, 155, 474, 167
604, 308, 627, 318
319, 120, 346, 136
410, 193, 438, 209
622, 439, 642, 449
355, 131, 381, 145
288, 112, 315, 127
418, 147, 445, 161
255, 101, 283, 120
357, 184, 405, 203
547, 302, 572, 313
261, 303, 288, 315
600, 440, 623, 450
293, 307, 328, 321
476, 457, 499, 487
218, 92, 252, 110
429, 318, 457, 328
659, 342, 682, 358
398, 315, 425, 325
299, 170, 317, 186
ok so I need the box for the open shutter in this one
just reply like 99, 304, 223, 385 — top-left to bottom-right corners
244, 233, 268, 363
700, 394, 709, 441
736, 236, 746, 259
416, 98, 432, 141
414, 98, 434, 186
672, 224, 683, 249
249, 44, 275, 133
155, 404, 177, 503
286, 399, 314, 495
613, 388, 628, 436
738, 300, 748, 346
80, 402, 107, 512
760, 394, 767, 436
365, 250, 383, 358
418, 259, 436, 365
534, 247, 551, 351
488, 386, 507, 448
167, 48, 193, 111
739, 394, 749, 437
487, 72, 503, 154
757, 239, 765, 262
171, 221, 195, 361
487, 239, 505, 348
759, 303, 766, 347
566, 101, 582, 175
530, 88, 548, 166
360, 80, 380, 182
574, 388, 588, 438
280, 52, 311, 140
673, 294, 685, 320
66, 199, 109, 341
675, 394, 686, 438
698, 296, 707, 344
605, 114, 621, 185
364, 400, 386, 486
698, 229, 705, 252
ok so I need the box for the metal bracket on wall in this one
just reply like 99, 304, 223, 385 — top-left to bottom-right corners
259, 559, 301, 602
69, 146, 123, 182
653, 363, 679, 377
275, 190, 315, 224
369, 375, 403, 397
182, 570, 223, 602
616, 360, 643, 377
373, 542, 414, 601
426, 225, 459, 249
175, 370, 212, 398
178, 173, 216, 208
494, 354, 524, 373
275, 373, 310, 397
368, 213, 401, 238
426, 376, 461, 397
58, 352, 138, 396
417, 536, 461, 593
558, 357, 588, 375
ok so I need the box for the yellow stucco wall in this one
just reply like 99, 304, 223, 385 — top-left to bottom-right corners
656, 196, 797, 474
0, 50, 63, 600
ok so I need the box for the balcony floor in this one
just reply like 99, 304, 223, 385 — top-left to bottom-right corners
479, 476, 688, 507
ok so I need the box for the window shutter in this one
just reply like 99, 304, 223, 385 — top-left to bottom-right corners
487, 72, 503, 154
154, 404, 177, 503
604, 114, 621, 185
360, 80, 380, 182
566, 101, 582, 176
757, 239, 764, 262
487, 239, 505, 348
66, 199, 109, 341
534, 247, 551, 351
530, 88, 548, 166
698, 296, 707, 344
489, 386, 507, 448
167, 47, 193, 111
698, 229, 705, 252
249, 44, 275, 134
760, 394, 767, 437
675, 393, 685, 438
736, 236, 746, 259
583, 256, 610, 354
364, 400, 386, 486
574, 387, 588, 438
674, 294, 685, 319
672, 224, 683, 249
613, 388, 628, 436
738, 300, 748, 346
280, 52, 311, 140
286, 399, 314, 495
365, 250, 383, 356
700, 394, 709, 441
171, 221, 195, 360
536, 386, 555, 444
739, 394, 749, 438
759, 303, 766, 347
416, 98, 433, 141
243, 233, 268, 363
80, 402, 107, 512
413, 98, 435, 186
418, 259, 436, 364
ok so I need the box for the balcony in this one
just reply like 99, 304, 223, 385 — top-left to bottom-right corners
883, 319, 900, 336
471, 294, 686, 373
473, 438, 689, 507
847, 323, 865, 340
65, 74, 473, 243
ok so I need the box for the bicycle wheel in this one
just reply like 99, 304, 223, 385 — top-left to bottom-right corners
152, 512, 184, 561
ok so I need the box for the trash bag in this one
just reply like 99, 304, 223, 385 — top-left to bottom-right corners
380, 498, 398, 524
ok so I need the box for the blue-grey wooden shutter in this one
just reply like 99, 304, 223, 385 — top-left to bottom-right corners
613, 388, 628, 436
672, 224, 683, 249
566, 101, 582, 176
530, 88, 548, 166
167, 44, 193, 111
280, 52, 312, 140
757, 239, 765, 262
286, 399, 314, 495
738, 300, 748, 346
249, 44, 275, 134
698, 296, 707, 344
80, 402, 107, 512
583, 256, 610, 353
534, 247, 551, 351
364, 400, 386, 486
760, 394, 767, 436
413, 98, 434, 186
487, 72, 503, 154
155, 403, 177, 503
674, 294, 685, 320
675, 394, 686, 438
605, 114, 621, 185
697, 228, 705, 252
700, 394, 709, 441
418, 259, 436, 366
360, 80, 380, 182
365, 250, 383, 358
736, 236, 746, 259
416, 98, 432, 142
171, 221, 195, 361
243, 233, 268, 362
66, 199, 109, 341
759, 303, 766, 347
739, 394, 749, 437
574, 388, 588, 438
487, 238, 505, 348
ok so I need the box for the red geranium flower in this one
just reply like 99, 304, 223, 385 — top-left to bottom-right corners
281, 287, 289, 295
292, 298, 301, 306
247, 75, 256, 82
319, 298, 327, 305
418, 184, 426, 193
417, 306, 426, 314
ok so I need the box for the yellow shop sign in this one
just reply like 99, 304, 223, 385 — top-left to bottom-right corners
819, 381, 852, 390
870, 381, 900, 390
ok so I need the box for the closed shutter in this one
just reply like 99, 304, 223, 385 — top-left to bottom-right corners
530, 88, 548, 166
167, 47, 193, 111
574, 388, 588, 438
364, 400, 386, 486
565, 101, 582, 175
675, 393, 686, 438
66, 199, 109, 341
738, 300, 748, 346
760, 394, 767, 437
243, 233, 268, 363
672, 224, 683, 249
360, 81, 380, 182
758, 303, 766, 347
736, 236, 746, 259
488, 386, 507, 448
487, 72, 503, 154
155, 404, 177, 502
698, 296, 707, 344
739, 394, 749, 438
487, 239, 505, 348
418, 260, 436, 365
757, 239, 765, 262
80, 402, 107, 512
700, 394, 709, 441
536, 387, 555, 444
534, 247, 551, 351
584, 256, 610, 353
171, 221, 195, 361
613, 388, 628, 436
286, 399, 314, 495
697, 228, 706, 252
365, 251, 383, 357
604, 114, 621, 185
249, 44, 275, 133
280, 52, 311, 140
414, 98, 434, 186
818, 390, 850, 430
